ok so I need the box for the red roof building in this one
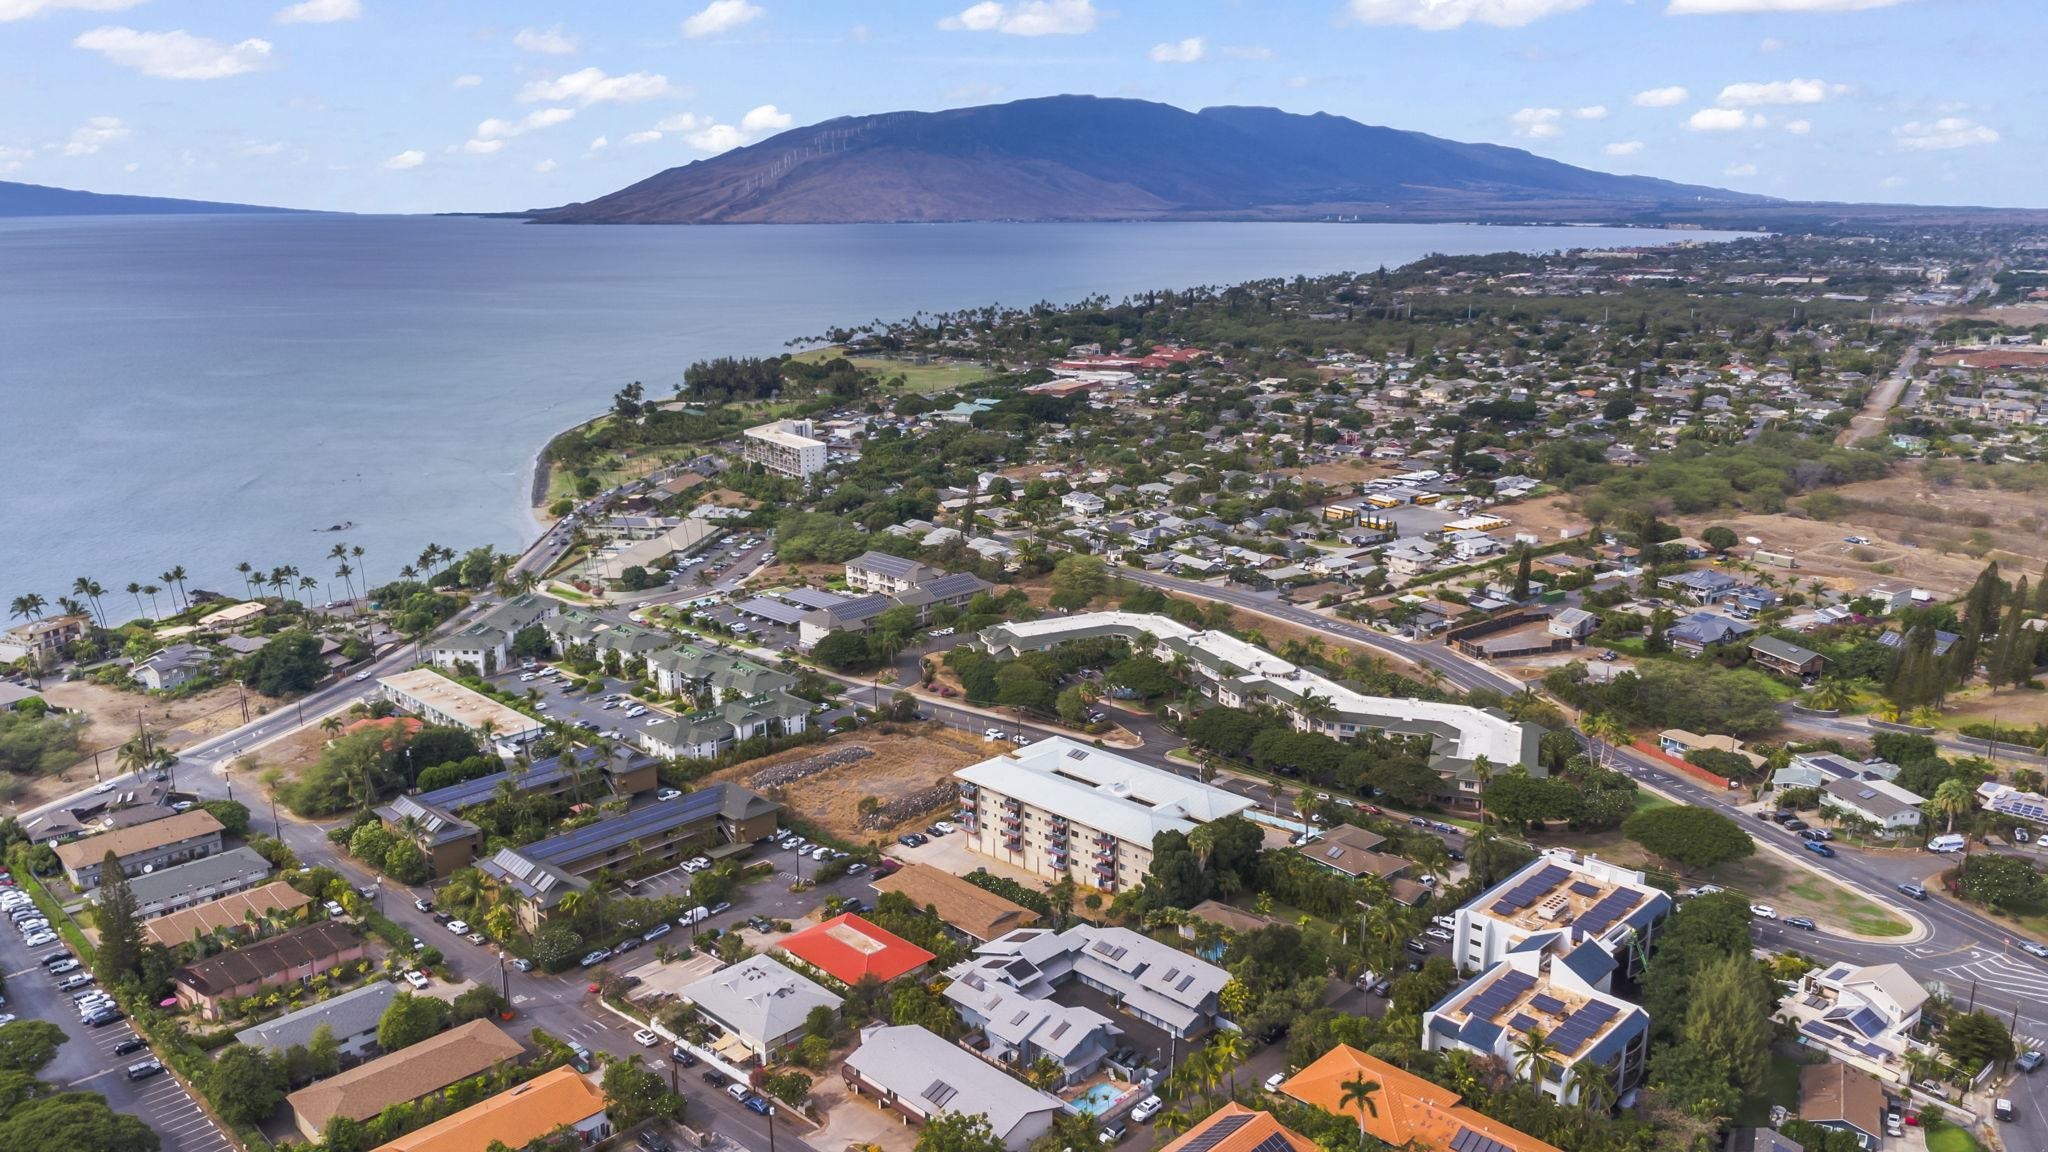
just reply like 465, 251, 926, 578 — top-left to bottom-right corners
777, 913, 935, 985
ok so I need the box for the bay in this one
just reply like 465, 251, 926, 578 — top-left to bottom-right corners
0, 214, 1736, 615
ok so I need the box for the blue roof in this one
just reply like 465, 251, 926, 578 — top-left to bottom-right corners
524, 789, 725, 865
1457, 1017, 1503, 1050
1582, 1006, 1647, 1066
1560, 941, 1618, 985
1510, 930, 1563, 954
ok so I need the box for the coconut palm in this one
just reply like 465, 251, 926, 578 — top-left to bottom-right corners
1207, 1029, 1247, 1095
126, 582, 145, 616
8, 593, 46, 622
1338, 1073, 1382, 1140
141, 584, 162, 617
1513, 1027, 1559, 1088
1470, 753, 1495, 828
299, 575, 320, 602
1575, 1062, 1619, 1115
1927, 777, 1976, 834
72, 578, 104, 626
235, 561, 256, 599
1809, 676, 1853, 712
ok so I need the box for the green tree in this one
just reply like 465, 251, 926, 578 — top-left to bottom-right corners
601, 1055, 683, 1127
198, 799, 251, 837
1683, 954, 1774, 1097
347, 822, 394, 865
915, 1109, 1008, 1152
1048, 554, 1110, 610
305, 1023, 340, 1079
206, 1044, 287, 1128
377, 991, 451, 1052
0, 1091, 160, 1152
811, 631, 879, 672
239, 630, 327, 696
1925, 777, 1976, 834
383, 839, 430, 885
1956, 854, 2044, 912
94, 852, 142, 986
0, 1021, 66, 1073
1939, 1011, 2015, 1070
1701, 525, 1738, 554
1624, 805, 1754, 871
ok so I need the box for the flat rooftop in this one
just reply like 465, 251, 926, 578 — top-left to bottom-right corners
1469, 856, 1662, 940
1431, 963, 1634, 1063
956, 737, 1252, 845
379, 668, 542, 737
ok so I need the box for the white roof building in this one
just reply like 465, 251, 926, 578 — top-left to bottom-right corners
841, 1025, 1065, 1151
678, 955, 843, 1060
955, 737, 1252, 848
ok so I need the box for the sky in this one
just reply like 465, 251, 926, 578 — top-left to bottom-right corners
0, 0, 2040, 214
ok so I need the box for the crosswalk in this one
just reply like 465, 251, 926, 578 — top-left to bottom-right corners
1933, 951, 2048, 1003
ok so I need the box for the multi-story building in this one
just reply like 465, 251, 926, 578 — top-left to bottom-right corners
952, 737, 1252, 893
377, 669, 544, 746
644, 644, 793, 699
114, 845, 275, 919
948, 924, 1228, 1040
423, 594, 555, 673
0, 613, 89, 665
54, 809, 227, 889
637, 691, 812, 760
377, 747, 661, 879
1422, 942, 1651, 1106
743, 418, 829, 479
1452, 852, 1671, 986
844, 550, 939, 595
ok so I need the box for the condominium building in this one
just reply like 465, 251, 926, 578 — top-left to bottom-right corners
743, 418, 829, 479
1422, 943, 1650, 1106
53, 809, 226, 889
953, 737, 1252, 893
1453, 852, 1671, 986
377, 669, 543, 745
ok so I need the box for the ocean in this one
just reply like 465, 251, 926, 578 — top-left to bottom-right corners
0, 214, 1738, 617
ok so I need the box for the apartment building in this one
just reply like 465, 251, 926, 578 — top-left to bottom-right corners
1452, 852, 1671, 986
743, 418, 829, 479
953, 737, 1252, 893
54, 809, 227, 889
423, 594, 555, 673
1422, 944, 1650, 1106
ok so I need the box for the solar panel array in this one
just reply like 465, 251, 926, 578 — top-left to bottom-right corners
1575, 888, 1644, 935
1245, 1132, 1297, 1152
1994, 795, 2048, 821
1461, 969, 1538, 1020
922, 1080, 958, 1108
1450, 1128, 1513, 1152
1509, 1013, 1538, 1034
1529, 994, 1566, 1015
1548, 1000, 1621, 1054
526, 789, 724, 863
1490, 864, 1572, 917
1569, 881, 1602, 897
1179, 1113, 1253, 1152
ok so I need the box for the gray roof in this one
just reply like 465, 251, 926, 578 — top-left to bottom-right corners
109, 845, 272, 910
679, 955, 841, 1046
848, 551, 929, 581
843, 1025, 1063, 1142
1750, 635, 1823, 665
235, 979, 397, 1053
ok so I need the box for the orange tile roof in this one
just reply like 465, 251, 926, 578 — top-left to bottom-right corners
1281, 1045, 1563, 1152
1159, 1104, 1317, 1152
777, 913, 935, 985
371, 1065, 606, 1152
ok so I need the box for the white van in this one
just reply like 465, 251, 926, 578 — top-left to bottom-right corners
678, 906, 709, 927
1928, 834, 1968, 854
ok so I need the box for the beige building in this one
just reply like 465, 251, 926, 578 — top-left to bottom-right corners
378, 669, 543, 745
954, 738, 1252, 894
742, 418, 828, 479
54, 809, 227, 889
0, 613, 90, 665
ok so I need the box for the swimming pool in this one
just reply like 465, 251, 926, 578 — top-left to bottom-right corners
1067, 1083, 1125, 1117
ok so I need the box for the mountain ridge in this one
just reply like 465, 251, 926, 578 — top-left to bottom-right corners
531, 95, 1771, 226
0, 179, 306, 219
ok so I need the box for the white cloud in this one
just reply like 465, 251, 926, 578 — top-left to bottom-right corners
1509, 107, 1563, 139
1758, 36, 1784, 51
0, 0, 144, 23
534, 158, 557, 173
655, 113, 704, 132
1879, 175, 1905, 189
476, 107, 576, 141
1893, 117, 1999, 151
681, 0, 763, 38
1631, 85, 1689, 108
460, 138, 504, 154
239, 139, 285, 156
1149, 37, 1204, 63
1573, 105, 1607, 120
622, 129, 663, 146
1723, 162, 1758, 176
0, 144, 29, 173
939, 0, 1098, 36
382, 149, 424, 169
1716, 78, 1844, 106
73, 26, 274, 79
452, 73, 483, 88
519, 67, 671, 105
1344, 0, 1592, 31
1668, 0, 1911, 12
1687, 107, 1764, 131
1603, 140, 1645, 156
61, 115, 128, 155
739, 104, 792, 133
685, 123, 749, 152
1220, 44, 1273, 60
275, 0, 360, 24
1782, 118, 1811, 134
512, 25, 577, 55
587, 135, 608, 150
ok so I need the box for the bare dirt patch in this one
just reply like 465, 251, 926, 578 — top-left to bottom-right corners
713, 724, 986, 841
1282, 460, 1396, 489
1500, 492, 1591, 544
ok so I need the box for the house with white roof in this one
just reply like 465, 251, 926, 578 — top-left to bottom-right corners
949, 924, 1228, 1039
677, 954, 843, 1061
954, 737, 1252, 893
1779, 961, 1930, 1085
1821, 777, 1925, 835
1452, 852, 1671, 988
1422, 940, 1650, 1106
841, 1025, 1065, 1151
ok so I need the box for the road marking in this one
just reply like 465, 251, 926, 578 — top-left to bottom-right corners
66, 1068, 118, 1087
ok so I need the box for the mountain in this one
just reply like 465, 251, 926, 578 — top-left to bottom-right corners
0, 179, 304, 218
532, 95, 1771, 226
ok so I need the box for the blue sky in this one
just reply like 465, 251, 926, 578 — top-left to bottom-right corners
0, 0, 2038, 213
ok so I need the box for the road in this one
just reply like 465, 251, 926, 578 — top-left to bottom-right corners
1782, 707, 2048, 769
1838, 339, 1926, 447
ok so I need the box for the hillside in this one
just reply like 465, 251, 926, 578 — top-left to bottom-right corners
0, 180, 303, 218
532, 95, 1769, 226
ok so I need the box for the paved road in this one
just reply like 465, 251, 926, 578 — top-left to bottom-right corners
1781, 708, 2048, 769
1839, 339, 1926, 447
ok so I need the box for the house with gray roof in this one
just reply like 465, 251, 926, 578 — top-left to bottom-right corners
637, 692, 811, 760
842, 1025, 1065, 1151
943, 966, 1119, 1083
112, 845, 275, 919
236, 979, 396, 1058
426, 594, 555, 674
678, 954, 842, 1060
132, 643, 209, 691
1668, 611, 1755, 654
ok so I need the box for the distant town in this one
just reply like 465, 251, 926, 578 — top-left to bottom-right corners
9, 226, 2048, 1152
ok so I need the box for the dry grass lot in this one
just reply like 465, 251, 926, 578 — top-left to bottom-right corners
712, 725, 987, 841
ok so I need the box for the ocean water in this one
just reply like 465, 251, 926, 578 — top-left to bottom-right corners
0, 214, 1736, 615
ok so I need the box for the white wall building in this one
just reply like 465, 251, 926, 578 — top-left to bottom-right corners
1452, 852, 1671, 987
743, 419, 829, 479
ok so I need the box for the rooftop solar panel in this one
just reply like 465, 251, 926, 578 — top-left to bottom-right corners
1246, 1132, 1297, 1152
1179, 1113, 1253, 1152
1530, 994, 1566, 1015
1575, 889, 1645, 936
1569, 881, 1602, 897
1509, 1013, 1538, 1034
1450, 1129, 1512, 1152
735, 596, 808, 625
525, 789, 724, 863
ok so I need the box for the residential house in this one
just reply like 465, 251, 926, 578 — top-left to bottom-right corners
947, 924, 1228, 1040
132, 643, 208, 691
1548, 607, 1597, 640
285, 1019, 524, 1141
677, 955, 843, 1062
1061, 491, 1106, 517
778, 913, 936, 986
1978, 781, 2048, 826
1779, 962, 1928, 1086
1750, 635, 1826, 678
370, 1066, 610, 1152
116, 845, 275, 920
942, 971, 1119, 1085
235, 980, 397, 1058
1660, 569, 1740, 604
1296, 824, 1411, 882
173, 922, 366, 1019
423, 595, 555, 673
1157, 1104, 1320, 1152
636, 692, 812, 760
868, 863, 1039, 943
1668, 611, 1755, 654
54, 809, 226, 889
1658, 731, 1766, 774
1821, 778, 1925, 835
1799, 1062, 1887, 1151
1422, 941, 1651, 1105
1282, 1044, 1563, 1152
140, 876, 307, 947
841, 1024, 1066, 1151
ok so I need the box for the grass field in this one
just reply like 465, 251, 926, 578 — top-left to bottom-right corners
1924, 1121, 1987, 1152
1550, 829, 1911, 936
793, 346, 992, 393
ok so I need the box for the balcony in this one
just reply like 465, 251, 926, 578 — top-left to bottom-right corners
957, 782, 978, 798
1002, 837, 1023, 852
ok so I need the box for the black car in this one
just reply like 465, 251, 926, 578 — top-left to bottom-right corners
701, 1070, 727, 1087
638, 1132, 676, 1152
1783, 819, 1810, 832
113, 1037, 149, 1056
896, 833, 925, 848
1444, 847, 1465, 862
86, 1009, 126, 1027
38, 950, 71, 968
431, 911, 453, 924
1785, 916, 1817, 931
671, 1045, 698, 1068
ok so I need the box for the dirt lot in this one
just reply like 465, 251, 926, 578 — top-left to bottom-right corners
233, 723, 332, 786
1282, 459, 1395, 489
1679, 463, 2048, 599
711, 725, 986, 841
1501, 491, 1591, 544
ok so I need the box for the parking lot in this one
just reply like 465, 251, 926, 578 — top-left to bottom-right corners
0, 886, 234, 1152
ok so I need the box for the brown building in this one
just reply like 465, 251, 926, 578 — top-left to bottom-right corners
1295, 823, 1412, 881
53, 809, 226, 889
869, 863, 1039, 943
172, 921, 366, 1019
287, 1018, 525, 1141
1800, 1062, 1886, 1151
141, 880, 311, 948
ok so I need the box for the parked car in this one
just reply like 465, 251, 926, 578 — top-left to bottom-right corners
633, 1028, 660, 1047
1750, 904, 1777, 919
1804, 840, 1836, 858
1425, 927, 1453, 942
446, 919, 470, 934
671, 1045, 698, 1068
512, 957, 535, 972
657, 789, 682, 801
125, 1060, 165, 1081
2021, 941, 2048, 959
1785, 917, 1817, 931
2020, 1050, 2045, 1073
1263, 1072, 1288, 1093
413, 898, 433, 912
638, 1131, 676, 1152
403, 970, 430, 989
579, 949, 613, 967
113, 1037, 148, 1057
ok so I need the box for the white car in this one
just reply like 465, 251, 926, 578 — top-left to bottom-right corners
22, 932, 56, 948
656, 788, 682, 801
931, 821, 957, 835
1264, 1072, 1287, 1093
634, 1028, 660, 1047
1131, 1096, 1163, 1123
685, 857, 711, 871
403, 970, 429, 989
1750, 904, 1777, 920
984, 727, 1005, 740
447, 919, 469, 934
94, 780, 118, 794
811, 847, 832, 861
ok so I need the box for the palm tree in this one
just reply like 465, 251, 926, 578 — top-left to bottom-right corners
1512, 1027, 1559, 1089
320, 715, 344, 738
1927, 777, 1976, 834
127, 582, 144, 617
72, 578, 104, 626
1338, 1073, 1382, 1140
235, 561, 256, 599
56, 596, 86, 618
8, 593, 46, 622
1809, 676, 1853, 712
1575, 1062, 1619, 1115
159, 570, 181, 612
1296, 690, 1338, 730
299, 574, 320, 602
141, 584, 162, 617
1207, 1030, 1247, 1095
1471, 753, 1494, 827
352, 544, 367, 592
